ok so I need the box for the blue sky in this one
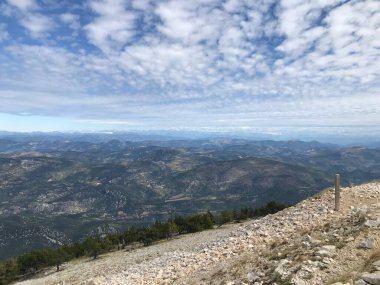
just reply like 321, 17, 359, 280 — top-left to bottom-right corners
0, 0, 379, 138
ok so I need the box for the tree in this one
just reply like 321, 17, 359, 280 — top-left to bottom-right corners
233, 209, 241, 222
173, 216, 187, 234
84, 238, 101, 259
52, 248, 69, 272
265, 201, 287, 214
100, 236, 113, 252
207, 210, 215, 224
186, 213, 213, 232
69, 242, 85, 258
107, 233, 121, 247
164, 221, 178, 239
124, 227, 139, 244
217, 210, 233, 226
200, 213, 213, 230
0, 258, 19, 285
18, 249, 50, 273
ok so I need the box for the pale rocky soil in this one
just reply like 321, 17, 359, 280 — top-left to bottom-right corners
17, 182, 380, 285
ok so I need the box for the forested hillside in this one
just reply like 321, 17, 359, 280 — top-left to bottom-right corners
1, 138, 380, 260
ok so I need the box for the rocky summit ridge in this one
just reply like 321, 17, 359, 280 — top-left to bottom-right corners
17, 182, 380, 285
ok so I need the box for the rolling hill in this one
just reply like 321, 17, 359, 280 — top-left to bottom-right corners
1, 137, 380, 259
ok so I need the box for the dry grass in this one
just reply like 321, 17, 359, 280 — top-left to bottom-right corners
363, 250, 380, 273
326, 251, 380, 285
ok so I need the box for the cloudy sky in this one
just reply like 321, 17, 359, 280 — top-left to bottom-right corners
0, 0, 379, 138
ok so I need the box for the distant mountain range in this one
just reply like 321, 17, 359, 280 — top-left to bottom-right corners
1, 136, 380, 260
1, 130, 380, 145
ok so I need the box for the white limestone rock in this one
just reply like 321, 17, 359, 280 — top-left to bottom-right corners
315, 245, 337, 257
272, 259, 289, 279
358, 238, 376, 249
373, 259, 380, 271
362, 272, 380, 285
354, 279, 368, 285
364, 219, 380, 228
247, 272, 262, 283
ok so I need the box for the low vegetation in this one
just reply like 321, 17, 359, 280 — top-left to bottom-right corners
0, 201, 288, 284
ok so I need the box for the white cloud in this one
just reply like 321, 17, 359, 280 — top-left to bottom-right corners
223, 0, 242, 13
85, 0, 136, 53
3, 45, 82, 93
60, 12, 80, 30
155, 1, 220, 45
120, 42, 220, 86
274, 0, 380, 85
131, 0, 154, 11
20, 13, 54, 37
6, 0, 55, 37
0, 0, 379, 135
0, 24, 9, 41
7, 0, 36, 12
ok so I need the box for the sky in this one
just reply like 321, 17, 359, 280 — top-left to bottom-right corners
0, 0, 379, 138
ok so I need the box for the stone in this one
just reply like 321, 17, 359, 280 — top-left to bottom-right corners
247, 272, 260, 283
373, 260, 380, 270
318, 206, 328, 213
272, 259, 289, 279
354, 279, 368, 285
359, 238, 376, 249
315, 249, 333, 257
321, 257, 333, 265
315, 245, 336, 257
362, 272, 380, 285
306, 234, 322, 245
292, 277, 309, 285
321, 245, 336, 251
364, 219, 380, 228
301, 265, 314, 273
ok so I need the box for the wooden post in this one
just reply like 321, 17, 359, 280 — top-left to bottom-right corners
335, 174, 340, 211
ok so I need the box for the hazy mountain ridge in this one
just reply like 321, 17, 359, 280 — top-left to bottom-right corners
1, 138, 380, 260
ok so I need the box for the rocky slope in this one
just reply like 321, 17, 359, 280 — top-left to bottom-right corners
16, 182, 380, 285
